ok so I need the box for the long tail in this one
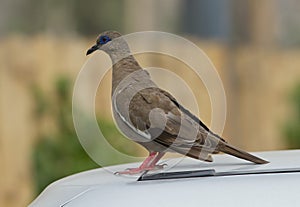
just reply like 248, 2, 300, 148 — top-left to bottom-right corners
219, 143, 269, 164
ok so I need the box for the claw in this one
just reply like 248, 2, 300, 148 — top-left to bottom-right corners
115, 164, 166, 175
115, 152, 166, 175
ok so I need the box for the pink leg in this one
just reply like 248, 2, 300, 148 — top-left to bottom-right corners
148, 152, 166, 168
139, 152, 157, 169
115, 152, 166, 175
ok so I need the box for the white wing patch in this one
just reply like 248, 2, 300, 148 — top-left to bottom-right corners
113, 92, 152, 140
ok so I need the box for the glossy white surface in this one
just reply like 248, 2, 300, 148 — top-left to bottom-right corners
29, 150, 300, 207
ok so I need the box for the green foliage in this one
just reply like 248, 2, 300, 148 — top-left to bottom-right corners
73, 0, 124, 35
32, 76, 97, 194
5, 0, 124, 35
32, 76, 140, 194
284, 83, 300, 149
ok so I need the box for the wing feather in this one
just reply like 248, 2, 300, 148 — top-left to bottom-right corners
129, 87, 223, 160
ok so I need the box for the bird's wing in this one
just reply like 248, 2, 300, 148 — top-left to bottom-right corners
129, 87, 223, 161
160, 88, 226, 142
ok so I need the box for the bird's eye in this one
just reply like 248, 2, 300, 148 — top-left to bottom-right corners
99, 35, 111, 45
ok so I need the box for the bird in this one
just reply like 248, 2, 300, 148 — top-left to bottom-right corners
86, 31, 269, 175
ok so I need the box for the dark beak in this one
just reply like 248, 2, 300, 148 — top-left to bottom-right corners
86, 44, 99, 56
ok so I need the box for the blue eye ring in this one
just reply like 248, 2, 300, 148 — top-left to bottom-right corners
99, 35, 111, 45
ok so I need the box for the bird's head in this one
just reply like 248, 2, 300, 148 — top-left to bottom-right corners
86, 31, 127, 56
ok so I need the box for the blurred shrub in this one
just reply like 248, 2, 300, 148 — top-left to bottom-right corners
3, 0, 124, 35
31, 76, 140, 194
284, 83, 300, 149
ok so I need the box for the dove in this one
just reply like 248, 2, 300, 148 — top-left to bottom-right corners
86, 31, 268, 174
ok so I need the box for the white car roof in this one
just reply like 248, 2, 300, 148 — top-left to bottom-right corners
29, 150, 300, 207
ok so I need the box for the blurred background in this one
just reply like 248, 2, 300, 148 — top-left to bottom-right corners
1, 0, 300, 206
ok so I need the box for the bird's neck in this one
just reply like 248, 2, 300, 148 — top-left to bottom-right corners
111, 55, 144, 94
109, 48, 130, 65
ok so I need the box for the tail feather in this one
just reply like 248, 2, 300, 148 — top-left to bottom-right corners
219, 143, 269, 164
186, 147, 213, 162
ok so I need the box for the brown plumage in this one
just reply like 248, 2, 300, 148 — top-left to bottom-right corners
87, 31, 269, 174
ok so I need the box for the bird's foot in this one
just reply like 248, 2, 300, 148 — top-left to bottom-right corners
115, 164, 167, 175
